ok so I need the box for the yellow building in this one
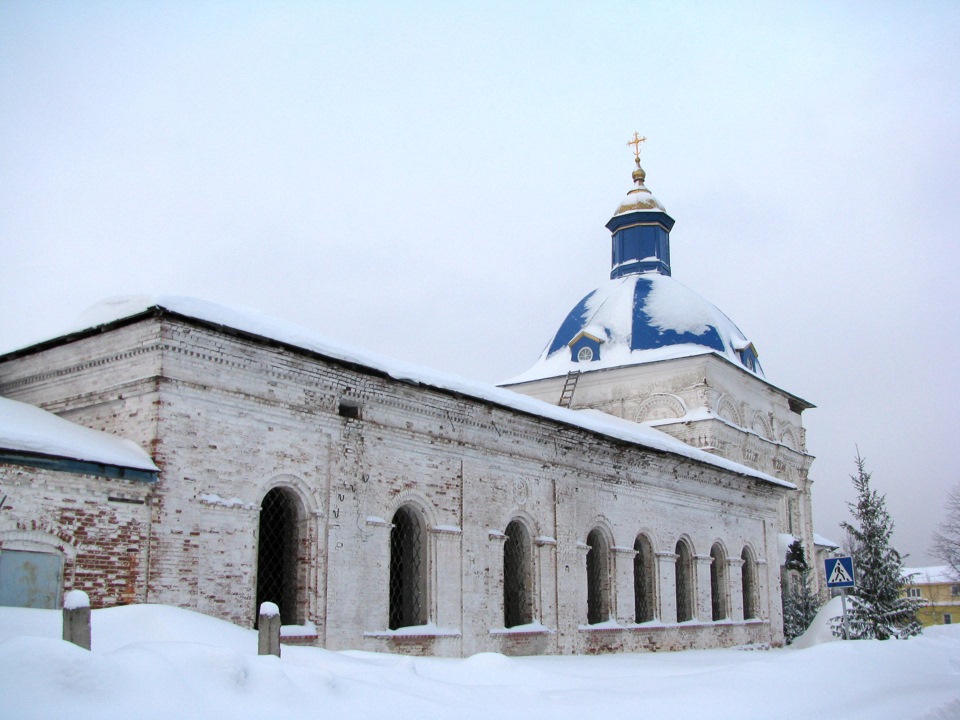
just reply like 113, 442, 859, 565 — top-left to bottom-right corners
903, 567, 960, 627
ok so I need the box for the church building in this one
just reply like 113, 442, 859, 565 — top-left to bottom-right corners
0, 139, 818, 656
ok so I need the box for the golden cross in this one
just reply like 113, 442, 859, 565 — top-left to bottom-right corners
627, 132, 646, 158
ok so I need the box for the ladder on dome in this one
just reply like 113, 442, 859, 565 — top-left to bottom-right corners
558, 370, 580, 408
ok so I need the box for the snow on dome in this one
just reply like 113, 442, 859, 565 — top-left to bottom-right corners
0, 396, 158, 472
506, 274, 762, 384
613, 185, 666, 215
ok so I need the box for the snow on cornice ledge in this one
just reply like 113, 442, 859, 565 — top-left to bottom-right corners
20, 295, 792, 490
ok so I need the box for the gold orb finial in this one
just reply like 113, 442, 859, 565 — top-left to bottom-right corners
627, 132, 648, 185
614, 132, 666, 214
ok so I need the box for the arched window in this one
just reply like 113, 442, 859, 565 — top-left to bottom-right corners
710, 543, 727, 621
256, 487, 303, 625
586, 528, 611, 625
503, 519, 533, 628
675, 539, 694, 622
389, 505, 427, 630
741, 547, 757, 620
633, 535, 655, 623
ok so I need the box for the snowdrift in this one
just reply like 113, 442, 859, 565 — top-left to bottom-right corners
0, 603, 958, 720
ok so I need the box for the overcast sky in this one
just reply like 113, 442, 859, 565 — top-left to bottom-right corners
2, 2, 958, 565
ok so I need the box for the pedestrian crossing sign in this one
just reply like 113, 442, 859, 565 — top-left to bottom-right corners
825, 556, 856, 588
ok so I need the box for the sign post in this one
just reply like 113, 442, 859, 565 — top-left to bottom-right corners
824, 556, 856, 639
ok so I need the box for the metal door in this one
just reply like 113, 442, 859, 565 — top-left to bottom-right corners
0, 550, 63, 608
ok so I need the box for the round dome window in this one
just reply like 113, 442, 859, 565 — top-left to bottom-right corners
577, 347, 594, 362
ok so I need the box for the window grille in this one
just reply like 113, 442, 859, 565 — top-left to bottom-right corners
389, 505, 426, 630
908, 588, 922, 598
503, 520, 533, 628
710, 544, 727, 621
633, 536, 655, 623
586, 528, 610, 624
256, 487, 301, 626
741, 547, 757, 620
675, 541, 693, 622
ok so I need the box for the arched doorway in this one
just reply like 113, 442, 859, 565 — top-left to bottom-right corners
255, 487, 303, 625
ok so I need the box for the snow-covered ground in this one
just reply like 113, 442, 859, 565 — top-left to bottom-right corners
0, 599, 957, 720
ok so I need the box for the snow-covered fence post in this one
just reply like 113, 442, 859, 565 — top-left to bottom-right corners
62, 590, 91, 650
258, 602, 281, 657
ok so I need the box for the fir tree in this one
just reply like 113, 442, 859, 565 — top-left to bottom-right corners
782, 538, 820, 644
834, 453, 922, 639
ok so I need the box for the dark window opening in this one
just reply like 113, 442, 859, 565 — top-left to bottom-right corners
504, 519, 533, 628
710, 544, 727, 621
586, 528, 610, 625
256, 487, 302, 626
742, 547, 757, 620
389, 505, 427, 630
338, 402, 362, 420
633, 535, 655, 623
676, 540, 693, 622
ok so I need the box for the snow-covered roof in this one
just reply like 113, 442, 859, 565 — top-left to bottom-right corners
0, 396, 158, 472
813, 532, 841, 549
4, 294, 792, 490
903, 566, 958, 585
504, 274, 763, 385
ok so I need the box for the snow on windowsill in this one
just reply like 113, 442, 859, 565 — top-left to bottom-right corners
578, 619, 623, 631
431, 525, 462, 535
489, 622, 554, 635
579, 618, 757, 631
364, 623, 461, 639
280, 621, 318, 637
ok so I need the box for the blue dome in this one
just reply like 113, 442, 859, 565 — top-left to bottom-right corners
506, 140, 762, 385
509, 274, 762, 383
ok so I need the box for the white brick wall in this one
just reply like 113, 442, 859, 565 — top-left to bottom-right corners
0, 312, 788, 655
